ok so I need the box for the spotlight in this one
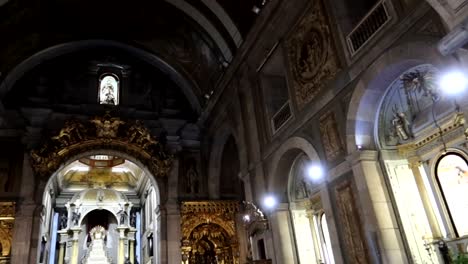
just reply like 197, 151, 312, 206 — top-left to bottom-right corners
252, 6, 261, 14
439, 70, 468, 95
263, 195, 277, 210
307, 164, 324, 181
243, 214, 251, 223
357, 145, 363, 150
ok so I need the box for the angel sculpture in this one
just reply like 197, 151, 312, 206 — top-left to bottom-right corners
401, 70, 439, 101
91, 117, 124, 138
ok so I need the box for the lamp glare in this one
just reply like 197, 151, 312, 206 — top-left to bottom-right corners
263, 195, 277, 210
440, 71, 468, 95
308, 165, 324, 181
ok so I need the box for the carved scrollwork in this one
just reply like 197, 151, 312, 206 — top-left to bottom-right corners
30, 115, 172, 179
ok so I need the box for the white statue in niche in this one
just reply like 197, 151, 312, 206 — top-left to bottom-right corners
99, 75, 119, 105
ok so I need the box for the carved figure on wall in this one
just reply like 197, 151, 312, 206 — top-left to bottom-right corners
391, 105, 411, 142
51, 120, 84, 147
130, 212, 136, 227
118, 208, 128, 225
319, 111, 344, 161
91, 116, 124, 138
60, 213, 67, 229
185, 159, 199, 194
72, 210, 80, 226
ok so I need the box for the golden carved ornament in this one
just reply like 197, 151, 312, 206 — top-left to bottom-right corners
0, 202, 15, 257
180, 201, 240, 264
30, 115, 172, 179
286, 0, 340, 109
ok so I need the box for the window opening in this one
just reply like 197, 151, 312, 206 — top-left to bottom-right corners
99, 75, 119, 105
435, 153, 468, 237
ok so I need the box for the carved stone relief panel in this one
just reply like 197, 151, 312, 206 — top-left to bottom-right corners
334, 181, 369, 263
286, 0, 340, 109
319, 111, 344, 162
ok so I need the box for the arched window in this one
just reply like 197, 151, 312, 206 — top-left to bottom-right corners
436, 152, 468, 237
99, 75, 119, 105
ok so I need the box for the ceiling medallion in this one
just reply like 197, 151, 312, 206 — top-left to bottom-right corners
30, 114, 171, 179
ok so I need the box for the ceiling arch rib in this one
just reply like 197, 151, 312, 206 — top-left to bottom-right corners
0, 40, 202, 114
198, 0, 243, 47
164, 0, 235, 62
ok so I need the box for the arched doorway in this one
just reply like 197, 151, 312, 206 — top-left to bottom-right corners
31, 115, 171, 264
37, 153, 162, 264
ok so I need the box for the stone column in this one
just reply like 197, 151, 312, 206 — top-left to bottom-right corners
117, 226, 127, 264
128, 228, 137, 264
268, 203, 296, 264
10, 152, 37, 264
407, 157, 443, 238
70, 227, 81, 264
166, 202, 181, 264
57, 230, 68, 264
347, 150, 407, 263
305, 210, 323, 262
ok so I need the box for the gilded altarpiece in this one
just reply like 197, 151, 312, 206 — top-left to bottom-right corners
319, 111, 344, 162
334, 181, 369, 263
180, 201, 240, 264
0, 202, 15, 263
286, 0, 340, 109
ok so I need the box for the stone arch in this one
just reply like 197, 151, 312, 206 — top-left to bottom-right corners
0, 40, 202, 114
268, 137, 321, 202
345, 39, 451, 154
40, 148, 164, 206
79, 208, 119, 227
207, 122, 247, 199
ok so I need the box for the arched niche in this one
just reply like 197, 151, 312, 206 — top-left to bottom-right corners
268, 137, 321, 202
345, 39, 447, 153
208, 123, 248, 199
37, 148, 163, 264
219, 136, 244, 200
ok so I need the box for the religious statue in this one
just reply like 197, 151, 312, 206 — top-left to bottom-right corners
72, 210, 80, 226
90, 225, 106, 241
118, 208, 128, 225
391, 105, 411, 142
101, 79, 116, 105
60, 213, 68, 229
185, 160, 199, 194
130, 212, 137, 227
91, 116, 124, 138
